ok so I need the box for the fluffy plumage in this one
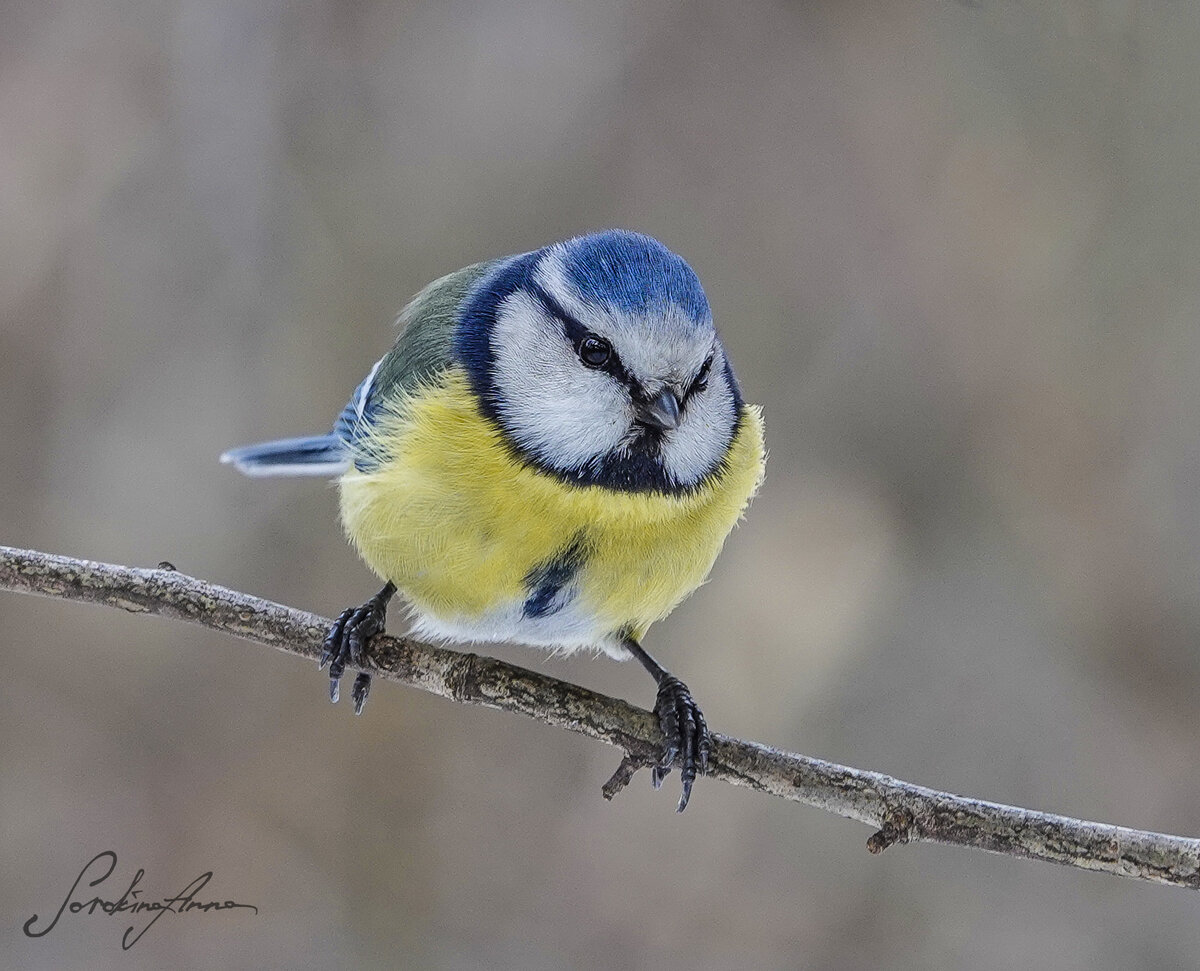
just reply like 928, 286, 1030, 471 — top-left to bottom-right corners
339, 368, 763, 655
223, 232, 765, 812
225, 230, 764, 654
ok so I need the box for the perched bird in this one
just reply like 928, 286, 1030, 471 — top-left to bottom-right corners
222, 230, 764, 810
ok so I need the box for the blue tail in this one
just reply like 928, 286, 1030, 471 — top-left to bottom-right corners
220, 434, 350, 478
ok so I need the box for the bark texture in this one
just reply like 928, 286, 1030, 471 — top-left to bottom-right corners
3, 544, 1198, 890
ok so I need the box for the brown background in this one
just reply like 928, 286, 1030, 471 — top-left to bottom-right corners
3, 1, 1200, 967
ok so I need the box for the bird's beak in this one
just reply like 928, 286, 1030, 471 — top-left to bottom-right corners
636, 389, 683, 431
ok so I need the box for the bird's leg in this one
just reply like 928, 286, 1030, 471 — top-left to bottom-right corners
320, 581, 396, 715
622, 637, 711, 812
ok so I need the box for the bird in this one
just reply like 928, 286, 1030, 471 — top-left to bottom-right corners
221, 230, 765, 810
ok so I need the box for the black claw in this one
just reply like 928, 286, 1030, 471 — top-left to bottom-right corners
351, 672, 372, 715
651, 675, 710, 812
677, 780, 693, 813
321, 585, 393, 710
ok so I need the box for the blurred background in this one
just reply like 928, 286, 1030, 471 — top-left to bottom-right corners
3, 0, 1200, 967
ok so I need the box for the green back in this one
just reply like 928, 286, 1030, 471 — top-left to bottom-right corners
372, 260, 494, 400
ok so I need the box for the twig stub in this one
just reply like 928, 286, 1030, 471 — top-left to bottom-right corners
602, 755, 645, 801
867, 807, 916, 854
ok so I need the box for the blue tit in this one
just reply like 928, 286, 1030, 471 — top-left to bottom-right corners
222, 230, 764, 810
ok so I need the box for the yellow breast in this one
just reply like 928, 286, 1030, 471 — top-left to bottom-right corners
338, 368, 764, 645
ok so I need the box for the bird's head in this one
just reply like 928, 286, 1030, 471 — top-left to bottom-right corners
457, 230, 744, 494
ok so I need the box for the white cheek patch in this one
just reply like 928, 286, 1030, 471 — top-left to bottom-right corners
490, 290, 630, 472
659, 353, 738, 486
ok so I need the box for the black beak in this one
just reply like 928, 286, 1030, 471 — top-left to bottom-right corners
636, 389, 682, 431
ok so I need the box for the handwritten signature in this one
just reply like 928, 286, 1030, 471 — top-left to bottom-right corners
23, 850, 258, 950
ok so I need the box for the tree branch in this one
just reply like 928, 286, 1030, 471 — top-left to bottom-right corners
3, 544, 1198, 890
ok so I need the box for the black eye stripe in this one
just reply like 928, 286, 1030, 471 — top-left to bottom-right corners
528, 282, 644, 392
529, 282, 591, 345
682, 353, 715, 401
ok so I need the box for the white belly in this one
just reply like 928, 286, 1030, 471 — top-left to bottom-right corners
402, 595, 630, 660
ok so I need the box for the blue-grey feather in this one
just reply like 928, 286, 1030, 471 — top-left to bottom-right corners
522, 536, 587, 618
222, 264, 490, 479
340, 261, 494, 471
332, 368, 378, 443
219, 435, 349, 477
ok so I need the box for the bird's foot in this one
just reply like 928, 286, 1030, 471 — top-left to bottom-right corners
319, 586, 391, 714
649, 675, 711, 812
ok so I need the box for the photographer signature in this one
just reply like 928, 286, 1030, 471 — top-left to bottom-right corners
24, 850, 258, 950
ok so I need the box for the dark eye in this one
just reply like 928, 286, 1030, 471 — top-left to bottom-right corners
692, 355, 714, 393
578, 336, 612, 368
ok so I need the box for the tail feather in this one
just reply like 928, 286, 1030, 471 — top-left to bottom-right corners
220, 434, 350, 478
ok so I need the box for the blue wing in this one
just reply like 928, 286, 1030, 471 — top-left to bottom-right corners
221, 259, 493, 480
220, 359, 382, 478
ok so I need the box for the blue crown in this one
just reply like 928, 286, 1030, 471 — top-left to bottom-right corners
558, 230, 711, 326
